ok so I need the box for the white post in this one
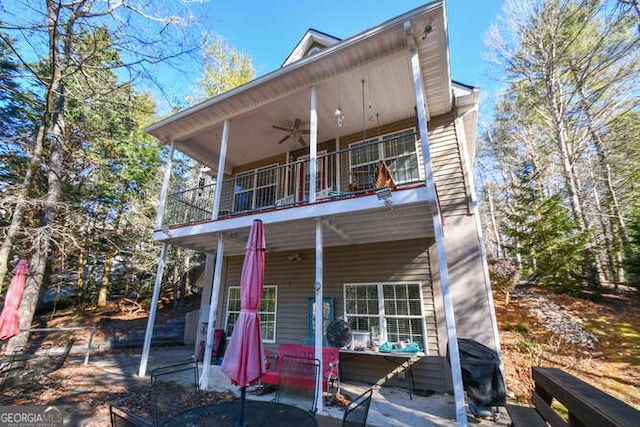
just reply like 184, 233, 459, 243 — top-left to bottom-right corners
139, 242, 167, 377
199, 235, 225, 390
156, 142, 175, 229
195, 254, 217, 355
309, 87, 318, 202
314, 217, 324, 413
405, 21, 468, 426
212, 120, 230, 220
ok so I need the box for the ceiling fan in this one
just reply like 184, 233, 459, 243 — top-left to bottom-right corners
272, 118, 310, 146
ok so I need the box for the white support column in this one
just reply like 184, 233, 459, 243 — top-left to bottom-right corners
200, 235, 225, 390
139, 242, 168, 377
314, 217, 324, 413
212, 120, 230, 221
195, 254, 217, 354
156, 142, 175, 229
405, 21, 467, 426
309, 87, 318, 202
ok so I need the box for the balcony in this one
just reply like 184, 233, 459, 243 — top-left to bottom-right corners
162, 132, 425, 228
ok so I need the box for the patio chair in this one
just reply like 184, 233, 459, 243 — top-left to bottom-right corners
342, 388, 373, 427
44, 339, 74, 374
110, 404, 152, 427
274, 355, 321, 414
149, 361, 200, 425
0, 347, 46, 390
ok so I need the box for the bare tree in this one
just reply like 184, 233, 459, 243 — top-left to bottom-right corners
0, 0, 201, 354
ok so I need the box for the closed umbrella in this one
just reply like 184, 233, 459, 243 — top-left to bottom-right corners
220, 219, 266, 426
0, 259, 28, 341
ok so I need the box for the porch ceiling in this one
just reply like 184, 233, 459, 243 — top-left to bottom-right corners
154, 194, 434, 256
146, 2, 450, 174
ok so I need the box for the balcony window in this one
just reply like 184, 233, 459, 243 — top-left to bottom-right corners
234, 165, 278, 212
225, 285, 277, 343
344, 282, 425, 349
349, 129, 419, 189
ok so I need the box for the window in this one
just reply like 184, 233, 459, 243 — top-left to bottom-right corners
344, 282, 425, 351
233, 165, 278, 212
349, 129, 420, 187
225, 285, 277, 343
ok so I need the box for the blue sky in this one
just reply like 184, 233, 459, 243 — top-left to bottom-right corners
183, 0, 505, 105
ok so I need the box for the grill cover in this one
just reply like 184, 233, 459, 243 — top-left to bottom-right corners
454, 338, 506, 407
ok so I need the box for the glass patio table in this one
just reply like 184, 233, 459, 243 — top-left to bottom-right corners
160, 400, 318, 426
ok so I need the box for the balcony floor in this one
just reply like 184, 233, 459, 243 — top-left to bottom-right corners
154, 186, 436, 255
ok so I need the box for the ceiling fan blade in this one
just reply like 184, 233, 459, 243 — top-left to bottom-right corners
298, 136, 307, 146
299, 129, 311, 134
293, 118, 302, 129
278, 134, 291, 144
273, 125, 291, 132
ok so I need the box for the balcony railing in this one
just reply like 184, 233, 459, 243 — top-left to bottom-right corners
162, 132, 423, 227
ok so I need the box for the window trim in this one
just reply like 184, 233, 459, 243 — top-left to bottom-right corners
224, 284, 278, 344
343, 281, 427, 354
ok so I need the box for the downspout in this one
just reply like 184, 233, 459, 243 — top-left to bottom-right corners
200, 120, 231, 389
404, 21, 467, 426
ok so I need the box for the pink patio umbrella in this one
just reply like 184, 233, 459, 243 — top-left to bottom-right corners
220, 219, 266, 425
0, 259, 29, 341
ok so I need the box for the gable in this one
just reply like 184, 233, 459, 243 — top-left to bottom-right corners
282, 29, 341, 67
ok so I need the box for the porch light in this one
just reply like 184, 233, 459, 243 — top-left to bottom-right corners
334, 107, 344, 127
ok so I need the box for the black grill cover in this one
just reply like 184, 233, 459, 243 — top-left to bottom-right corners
452, 338, 506, 407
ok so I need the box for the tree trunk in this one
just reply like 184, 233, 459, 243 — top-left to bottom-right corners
5, 0, 66, 354
544, 50, 603, 288
9, 88, 65, 353
97, 248, 116, 307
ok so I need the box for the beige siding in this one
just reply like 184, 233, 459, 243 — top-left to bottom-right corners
428, 113, 470, 216
217, 238, 450, 393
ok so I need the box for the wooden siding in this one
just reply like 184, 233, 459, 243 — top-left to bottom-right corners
217, 238, 450, 393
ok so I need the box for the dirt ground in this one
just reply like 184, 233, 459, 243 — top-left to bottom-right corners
1, 285, 639, 425
496, 285, 640, 409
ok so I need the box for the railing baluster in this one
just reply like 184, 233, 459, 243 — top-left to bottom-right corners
161, 132, 422, 227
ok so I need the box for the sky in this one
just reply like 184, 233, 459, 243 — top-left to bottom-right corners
170, 0, 506, 115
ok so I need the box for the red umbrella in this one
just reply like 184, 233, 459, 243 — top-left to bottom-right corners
220, 220, 266, 425
0, 259, 28, 341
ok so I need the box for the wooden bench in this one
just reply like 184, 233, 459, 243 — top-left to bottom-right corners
260, 344, 340, 392
507, 366, 640, 427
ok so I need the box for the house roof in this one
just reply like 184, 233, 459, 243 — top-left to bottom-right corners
146, 0, 476, 173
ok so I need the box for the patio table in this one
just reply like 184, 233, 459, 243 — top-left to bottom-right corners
160, 400, 318, 426
339, 348, 424, 399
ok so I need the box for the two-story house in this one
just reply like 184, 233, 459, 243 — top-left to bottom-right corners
139, 1, 500, 420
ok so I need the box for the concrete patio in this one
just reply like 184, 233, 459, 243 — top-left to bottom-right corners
94, 345, 511, 427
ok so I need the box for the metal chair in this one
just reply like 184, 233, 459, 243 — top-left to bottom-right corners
274, 355, 321, 414
0, 347, 46, 390
342, 388, 373, 427
149, 361, 200, 426
110, 404, 152, 427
